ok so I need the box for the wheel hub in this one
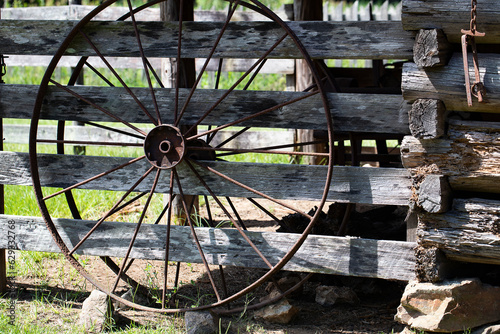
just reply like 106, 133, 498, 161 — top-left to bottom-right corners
144, 125, 185, 169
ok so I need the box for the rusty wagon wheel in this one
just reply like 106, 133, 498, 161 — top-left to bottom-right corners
29, 0, 334, 313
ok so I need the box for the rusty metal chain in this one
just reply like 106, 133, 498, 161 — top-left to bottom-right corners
461, 0, 485, 106
470, 0, 478, 33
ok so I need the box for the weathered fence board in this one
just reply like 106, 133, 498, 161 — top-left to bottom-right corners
401, 120, 500, 194
402, 0, 500, 44
5, 55, 294, 74
0, 215, 416, 281
402, 53, 500, 113
2, 124, 295, 149
0, 85, 410, 134
1, 6, 288, 22
0, 151, 411, 205
418, 198, 500, 266
0, 20, 414, 59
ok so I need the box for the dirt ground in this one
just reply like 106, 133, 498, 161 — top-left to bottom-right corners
10, 198, 408, 333
13, 258, 406, 333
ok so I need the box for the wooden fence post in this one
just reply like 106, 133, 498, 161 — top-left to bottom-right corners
161, 0, 197, 223
294, 0, 326, 165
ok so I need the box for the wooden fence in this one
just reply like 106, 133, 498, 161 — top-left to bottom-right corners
0, 0, 418, 295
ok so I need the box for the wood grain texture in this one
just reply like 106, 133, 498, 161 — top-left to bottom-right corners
0, 84, 410, 134
0, 214, 417, 281
0, 20, 414, 59
401, 120, 500, 193
418, 198, 500, 265
408, 99, 446, 139
1, 6, 288, 22
402, 0, 500, 44
402, 53, 500, 113
413, 29, 452, 68
0, 151, 412, 205
2, 124, 295, 149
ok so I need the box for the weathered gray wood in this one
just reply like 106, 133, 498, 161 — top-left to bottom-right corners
417, 174, 452, 214
0, 151, 411, 205
5, 55, 293, 74
0, 20, 414, 59
402, 54, 500, 113
401, 120, 500, 193
408, 99, 446, 139
2, 6, 288, 22
413, 29, 452, 68
0, 214, 416, 281
0, 84, 410, 134
406, 210, 418, 242
415, 246, 453, 283
2, 124, 295, 149
294, 0, 325, 166
418, 198, 500, 265
402, 0, 500, 44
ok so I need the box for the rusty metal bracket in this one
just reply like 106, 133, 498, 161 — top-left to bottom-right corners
461, 0, 485, 106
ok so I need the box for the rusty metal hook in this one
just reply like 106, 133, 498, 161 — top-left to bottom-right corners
461, 0, 485, 106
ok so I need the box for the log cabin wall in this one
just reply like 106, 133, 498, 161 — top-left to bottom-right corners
401, 0, 500, 282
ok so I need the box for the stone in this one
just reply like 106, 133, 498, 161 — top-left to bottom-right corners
315, 285, 359, 306
472, 324, 500, 334
185, 310, 217, 334
114, 289, 149, 311
395, 279, 500, 332
78, 290, 115, 333
254, 299, 299, 324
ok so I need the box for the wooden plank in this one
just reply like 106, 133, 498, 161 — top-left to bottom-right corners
0, 214, 416, 281
0, 84, 410, 134
402, 0, 500, 44
402, 53, 500, 113
401, 120, 500, 193
5, 55, 294, 74
419, 198, 500, 266
2, 124, 295, 149
1, 6, 288, 22
0, 20, 414, 59
0, 151, 411, 205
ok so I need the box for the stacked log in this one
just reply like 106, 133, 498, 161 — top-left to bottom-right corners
401, 0, 500, 281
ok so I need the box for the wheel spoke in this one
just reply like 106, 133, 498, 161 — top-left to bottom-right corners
213, 126, 250, 148
187, 90, 318, 142
37, 139, 142, 147
49, 79, 147, 136
187, 145, 329, 158
173, 0, 185, 121
43, 155, 146, 201
68, 165, 155, 255
226, 197, 247, 230
189, 159, 312, 220
78, 29, 158, 125
247, 198, 282, 226
183, 32, 288, 136
108, 191, 148, 218
126, 0, 162, 124
84, 121, 145, 141
206, 58, 268, 144
172, 169, 222, 302
84, 61, 115, 87
185, 159, 273, 269
174, 0, 241, 126
111, 168, 162, 293
162, 170, 175, 309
